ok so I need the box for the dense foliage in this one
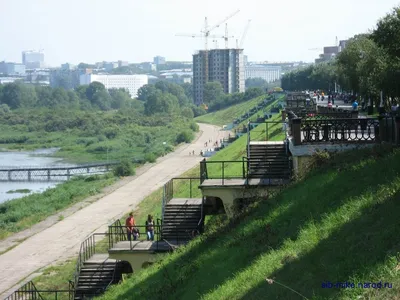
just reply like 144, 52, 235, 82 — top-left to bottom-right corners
0, 81, 199, 163
281, 6, 400, 109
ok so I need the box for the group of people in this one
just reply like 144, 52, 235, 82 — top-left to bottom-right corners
125, 212, 155, 241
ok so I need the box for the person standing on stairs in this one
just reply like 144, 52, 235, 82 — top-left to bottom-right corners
146, 215, 155, 241
125, 212, 137, 241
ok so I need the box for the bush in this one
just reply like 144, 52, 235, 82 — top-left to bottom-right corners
190, 122, 199, 132
113, 160, 135, 177
144, 153, 157, 163
176, 130, 193, 143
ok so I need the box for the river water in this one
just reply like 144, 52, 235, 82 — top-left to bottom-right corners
0, 148, 73, 204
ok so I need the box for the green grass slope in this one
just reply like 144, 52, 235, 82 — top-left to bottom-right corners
100, 145, 400, 300
195, 95, 266, 126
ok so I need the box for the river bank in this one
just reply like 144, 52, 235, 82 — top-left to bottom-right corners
0, 123, 225, 297
0, 148, 74, 203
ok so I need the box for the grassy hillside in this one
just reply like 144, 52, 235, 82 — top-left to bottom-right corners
100, 144, 400, 300
30, 113, 285, 292
195, 95, 266, 126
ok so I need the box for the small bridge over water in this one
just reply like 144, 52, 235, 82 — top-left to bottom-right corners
0, 162, 119, 182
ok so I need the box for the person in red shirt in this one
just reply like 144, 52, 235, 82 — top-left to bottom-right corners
125, 212, 137, 241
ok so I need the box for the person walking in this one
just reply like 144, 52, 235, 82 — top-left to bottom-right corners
146, 215, 155, 241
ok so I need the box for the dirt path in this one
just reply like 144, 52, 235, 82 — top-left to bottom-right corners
0, 123, 229, 297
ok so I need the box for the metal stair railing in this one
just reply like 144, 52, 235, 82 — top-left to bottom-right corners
72, 232, 109, 299
3, 281, 44, 300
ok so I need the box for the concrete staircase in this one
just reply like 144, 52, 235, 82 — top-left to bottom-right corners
74, 257, 121, 300
248, 142, 291, 180
161, 199, 203, 243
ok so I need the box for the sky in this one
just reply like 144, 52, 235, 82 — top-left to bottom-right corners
1, 0, 399, 67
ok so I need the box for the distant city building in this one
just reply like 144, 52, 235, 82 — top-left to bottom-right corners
0, 77, 22, 84
244, 55, 248, 65
118, 60, 129, 67
140, 62, 157, 72
193, 49, 245, 105
25, 69, 50, 86
315, 46, 339, 64
22, 50, 45, 69
153, 56, 166, 65
50, 68, 80, 89
159, 71, 192, 84
245, 65, 282, 82
0, 61, 26, 76
103, 62, 118, 72
79, 74, 148, 98
338, 40, 348, 52
61, 63, 76, 71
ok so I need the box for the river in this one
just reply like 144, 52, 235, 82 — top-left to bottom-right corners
0, 148, 73, 204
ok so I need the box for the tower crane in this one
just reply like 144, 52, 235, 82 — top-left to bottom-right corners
176, 10, 240, 83
236, 19, 251, 49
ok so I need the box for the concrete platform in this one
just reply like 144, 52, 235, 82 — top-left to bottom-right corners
109, 240, 187, 253
200, 178, 290, 187
249, 141, 285, 145
168, 198, 202, 205
85, 253, 117, 263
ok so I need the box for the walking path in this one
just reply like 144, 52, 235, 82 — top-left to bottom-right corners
0, 123, 229, 298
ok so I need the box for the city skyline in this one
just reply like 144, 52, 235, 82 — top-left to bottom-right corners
1, 0, 399, 66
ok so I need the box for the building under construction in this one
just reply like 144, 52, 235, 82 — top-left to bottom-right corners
193, 48, 245, 105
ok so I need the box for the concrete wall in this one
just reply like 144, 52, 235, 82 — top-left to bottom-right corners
108, 252, 157, 272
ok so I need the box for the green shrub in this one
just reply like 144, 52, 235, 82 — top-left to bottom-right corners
113, 160, 135, 177
190, 122, 199, 132
144, 153, 157, 163
176, 130, 193, 144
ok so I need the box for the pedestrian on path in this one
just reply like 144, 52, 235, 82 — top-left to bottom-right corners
146, 215, 155, 241
125, 212, 137, 241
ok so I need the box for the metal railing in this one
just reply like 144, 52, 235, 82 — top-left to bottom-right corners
163, 177, 201, 204
300, 118, 379, 143
199, 158, 249, 185
107, 224, 195, 250
108, 219, 125, 249
4, 280, 74, 300
248, 121, 287, 142
72, 233, 109, 298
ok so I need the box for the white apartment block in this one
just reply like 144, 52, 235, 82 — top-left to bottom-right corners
245, 65, 282, 83
79, 74, 148, 98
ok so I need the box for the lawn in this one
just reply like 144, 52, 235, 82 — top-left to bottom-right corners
29, 111, 286, 294
195, 95, 266, 126
99, 144, 400, 300
0, 174, 116, 241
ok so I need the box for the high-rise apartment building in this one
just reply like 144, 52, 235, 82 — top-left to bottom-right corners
153, 56, 166, 65
22, 50, 45, 69
193, 49, 245, 105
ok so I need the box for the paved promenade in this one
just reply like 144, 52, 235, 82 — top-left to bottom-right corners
0, 123, 228, 297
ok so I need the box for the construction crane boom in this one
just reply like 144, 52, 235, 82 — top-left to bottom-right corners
176, 33, 231, 39
206, 9, 240, 33
237, 19, 251, 48
176, 10, 240, 84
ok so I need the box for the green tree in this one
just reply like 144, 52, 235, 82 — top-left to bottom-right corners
1, 82, 37, 109
203, 81, 224, 104
86, 82, 107, 101
137, 84, 157, 101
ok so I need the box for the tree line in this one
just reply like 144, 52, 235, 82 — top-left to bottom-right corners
281, 6, 400, 108
0, 81, 135, 111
